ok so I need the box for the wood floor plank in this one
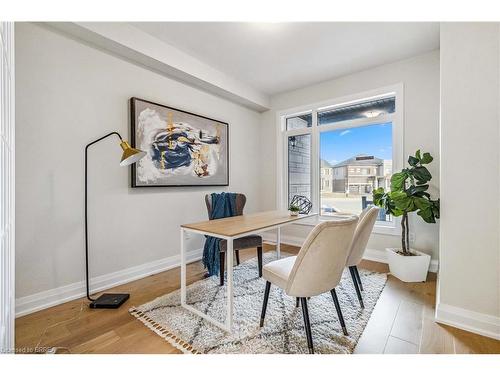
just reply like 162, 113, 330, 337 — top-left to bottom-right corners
14, 243, 499, 354
389, 299, 424, 345
451, 326, 500, 354
419, 305, 455, 354
353, 280, 401, 354
384, 336, 418, 354
71, 331, 121, 354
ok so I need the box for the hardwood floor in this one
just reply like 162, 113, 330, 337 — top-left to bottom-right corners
15, 244, 500, 354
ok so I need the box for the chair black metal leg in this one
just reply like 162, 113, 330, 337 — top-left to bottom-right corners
219, 252, 225, 286
300, 297, 314, 354
354, 265, 363, 291
235, 250, 240, 265
296, 297, 300, 308
260, 281, 271, 327
330, 289, 348, 336
257, 246, 263, 277
349, 266, 364, 308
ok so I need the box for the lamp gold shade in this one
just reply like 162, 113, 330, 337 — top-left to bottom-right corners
119, 140, 146, 167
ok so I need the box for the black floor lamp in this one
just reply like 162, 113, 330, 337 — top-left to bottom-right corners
85, 132, 146, 309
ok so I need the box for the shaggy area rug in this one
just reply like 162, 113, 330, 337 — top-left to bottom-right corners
130, 252, 387, 354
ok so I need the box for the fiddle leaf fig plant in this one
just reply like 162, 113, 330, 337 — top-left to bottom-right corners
373, 150, 440, 256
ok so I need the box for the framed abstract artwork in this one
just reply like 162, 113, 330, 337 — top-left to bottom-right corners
130, 97, 229, 187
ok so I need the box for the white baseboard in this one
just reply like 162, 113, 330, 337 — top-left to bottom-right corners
435, 303, 500, 340
362, 248, 390, 264
15, 248, 203, 318
262, 233, 439, 273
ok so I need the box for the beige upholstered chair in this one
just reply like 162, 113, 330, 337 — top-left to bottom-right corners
345, 207, 379, 308
259, 217, 358, 354
205, 194, 263, 286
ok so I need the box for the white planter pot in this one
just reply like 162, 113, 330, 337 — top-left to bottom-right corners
386, 248, 431, 282
289, 211, 299, 216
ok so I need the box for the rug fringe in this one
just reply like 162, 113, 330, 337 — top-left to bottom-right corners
129, 307, 200, 354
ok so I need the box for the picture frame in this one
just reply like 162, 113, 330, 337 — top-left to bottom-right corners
130, 97, 229, 187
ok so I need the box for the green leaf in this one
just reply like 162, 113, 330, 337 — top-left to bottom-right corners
415, 197, 440, 223
431, 199, 440, 219
390, 191, 413, 211
388, 206, 404, 217
420, 152, 433, 164
415, 150, 422, 161
372, 188, 405, 217
385, 196, 404, 216
372, 187, 385, 206
389, 190, 407, 201
414, 197, 431, 210
391, 172, 407, 191
408, 156, 419, 166
417, 206, 435, 223
413, 191, 431, 199
412, 166, 432, 184
406, 184, 429, 196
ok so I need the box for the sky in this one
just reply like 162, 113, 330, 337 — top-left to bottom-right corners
320, 122, 392, 165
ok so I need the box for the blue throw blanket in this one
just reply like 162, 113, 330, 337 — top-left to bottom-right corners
202, 192, 237, 276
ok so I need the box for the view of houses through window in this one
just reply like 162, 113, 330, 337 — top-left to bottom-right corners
319, 123, 393, 221
285, 95, 395, 223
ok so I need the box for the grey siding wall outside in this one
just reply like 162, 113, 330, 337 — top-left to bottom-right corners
288, 134, 311, 203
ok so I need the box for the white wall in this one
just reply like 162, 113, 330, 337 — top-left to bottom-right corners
437, 23, 500, 339
259, 51, 441, 260
15, 23, 262, 311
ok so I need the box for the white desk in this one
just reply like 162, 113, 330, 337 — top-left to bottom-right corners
180, 210, 316, 333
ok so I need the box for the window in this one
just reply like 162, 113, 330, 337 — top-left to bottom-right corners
320, 122, 393, 221
280, 87, 402, 233
286, 113, 312, 130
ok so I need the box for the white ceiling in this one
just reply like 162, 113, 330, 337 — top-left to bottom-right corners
131, 22, 440, 96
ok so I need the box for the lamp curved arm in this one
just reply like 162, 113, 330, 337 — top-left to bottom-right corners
84, 131, 123, 302
85, 131, 123, 150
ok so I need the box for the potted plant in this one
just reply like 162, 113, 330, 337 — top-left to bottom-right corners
289, 204, 300, 216
373, 150, 440, 282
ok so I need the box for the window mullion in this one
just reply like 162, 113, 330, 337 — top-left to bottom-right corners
284, 127, 313, 137
311, 110, 319, 214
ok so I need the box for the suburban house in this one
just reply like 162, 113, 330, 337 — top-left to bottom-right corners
320, 159, 334, 192
330, 155, 392, 195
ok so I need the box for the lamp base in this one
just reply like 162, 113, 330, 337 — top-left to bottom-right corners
89, 293, 129, 309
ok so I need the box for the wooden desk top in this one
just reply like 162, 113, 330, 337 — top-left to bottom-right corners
181, 210, 317, 237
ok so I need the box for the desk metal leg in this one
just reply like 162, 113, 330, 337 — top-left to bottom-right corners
180, 228, 186, 305
225, 237, 234, 331
180, 228, 232, 333
276, 227, 281, 259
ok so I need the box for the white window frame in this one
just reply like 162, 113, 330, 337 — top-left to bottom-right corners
276, 83, 404, 235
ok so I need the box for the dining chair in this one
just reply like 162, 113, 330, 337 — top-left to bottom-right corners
259, 217, 358, 354
205, 194, 263, 286
345, 206, 379, 308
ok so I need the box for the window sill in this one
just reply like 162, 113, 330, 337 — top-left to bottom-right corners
292, 215, 399, 236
